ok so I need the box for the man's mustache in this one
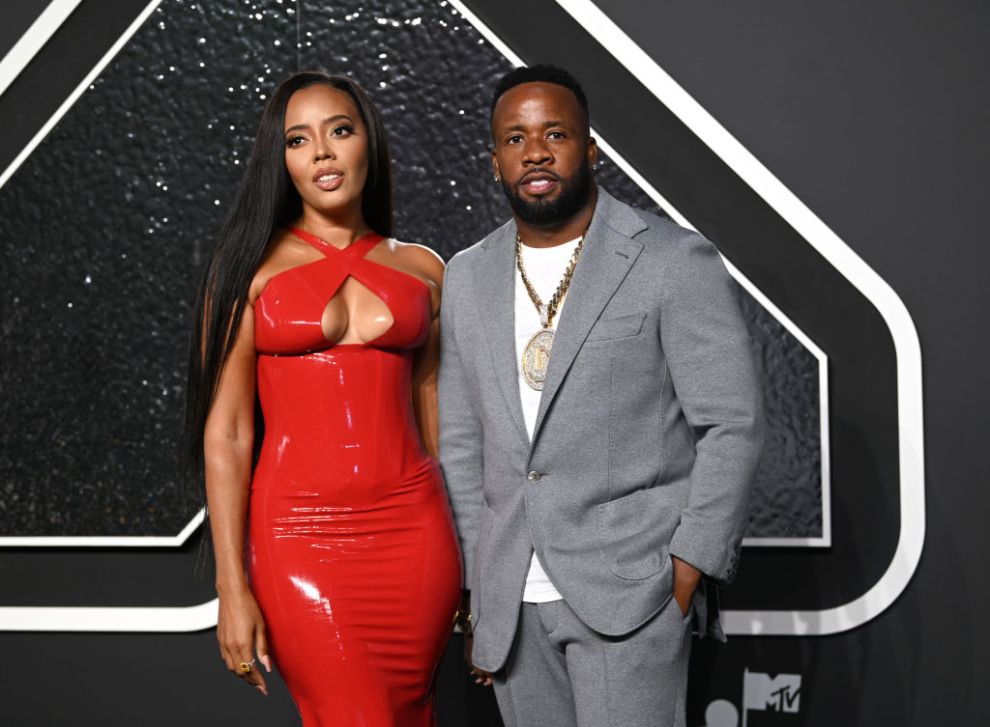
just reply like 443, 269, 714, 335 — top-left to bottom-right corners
515, 168, 563, 185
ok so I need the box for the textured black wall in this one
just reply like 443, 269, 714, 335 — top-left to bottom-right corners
0, 0, 819, 541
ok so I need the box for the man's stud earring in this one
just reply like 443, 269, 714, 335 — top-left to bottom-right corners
494, 174, 500, 182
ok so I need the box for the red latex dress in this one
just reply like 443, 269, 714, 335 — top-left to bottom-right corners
249, 228, 462, 726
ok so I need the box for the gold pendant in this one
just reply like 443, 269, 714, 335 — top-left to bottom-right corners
522, 328, 555, 391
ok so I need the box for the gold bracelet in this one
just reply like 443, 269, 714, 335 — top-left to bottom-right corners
453, 609, 473, 635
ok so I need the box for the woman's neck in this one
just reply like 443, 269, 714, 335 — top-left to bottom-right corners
295, 205, 370, 249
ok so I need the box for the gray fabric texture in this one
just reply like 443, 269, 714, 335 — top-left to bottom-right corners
438, 189, 765, 672
493, 599, 692, 727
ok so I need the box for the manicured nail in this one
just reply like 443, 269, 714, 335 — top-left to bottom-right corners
262, 655, 272, 672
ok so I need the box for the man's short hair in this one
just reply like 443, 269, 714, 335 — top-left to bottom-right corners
490, 64, 589, 131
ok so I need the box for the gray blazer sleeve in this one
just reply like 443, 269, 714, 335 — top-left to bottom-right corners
664, 233, 766, 584
437, 255, 485, 585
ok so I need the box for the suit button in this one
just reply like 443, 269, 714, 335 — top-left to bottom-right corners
527, 471, 541, 484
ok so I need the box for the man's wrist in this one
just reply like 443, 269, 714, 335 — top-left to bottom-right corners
671, 555, 703, 585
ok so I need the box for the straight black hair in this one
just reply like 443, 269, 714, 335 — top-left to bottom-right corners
184, 71, 393, 477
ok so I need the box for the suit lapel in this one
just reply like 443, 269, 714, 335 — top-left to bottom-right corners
532, 191, 646, 441
473, 222, 529, 443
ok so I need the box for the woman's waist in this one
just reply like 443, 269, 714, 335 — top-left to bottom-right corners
255, 422, 427, 470
256, 344, 414, 375
258, 398, 420, 438
250, 451, 443, 509
257, 348, 414, 413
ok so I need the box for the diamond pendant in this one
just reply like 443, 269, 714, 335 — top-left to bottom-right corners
522, 328, 555, 391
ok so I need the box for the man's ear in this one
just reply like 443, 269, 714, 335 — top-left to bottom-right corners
587, 136, 599, 168
491, 152, 502, 182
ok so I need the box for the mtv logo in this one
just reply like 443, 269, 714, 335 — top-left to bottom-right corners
743, 670, 801, 714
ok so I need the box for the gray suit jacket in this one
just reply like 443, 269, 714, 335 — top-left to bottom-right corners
438, 189, 765, 672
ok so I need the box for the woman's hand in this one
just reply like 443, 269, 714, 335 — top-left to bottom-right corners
217, 585, 273, 695
463, 632, 494, 687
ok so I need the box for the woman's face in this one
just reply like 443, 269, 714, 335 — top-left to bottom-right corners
283, 84, 369, 221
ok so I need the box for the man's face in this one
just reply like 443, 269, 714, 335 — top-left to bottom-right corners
491, 82, 597, 226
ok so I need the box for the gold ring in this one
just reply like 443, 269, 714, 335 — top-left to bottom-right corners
238, 659, 255, 674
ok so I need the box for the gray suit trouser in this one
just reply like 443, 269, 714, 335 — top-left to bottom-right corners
492, 598, 691, 727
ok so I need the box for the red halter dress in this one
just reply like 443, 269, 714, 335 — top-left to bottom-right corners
249, 228, 462, 726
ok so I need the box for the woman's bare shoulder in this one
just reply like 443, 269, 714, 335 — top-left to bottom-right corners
248, 229, 322, 302
389, 239, 445, 285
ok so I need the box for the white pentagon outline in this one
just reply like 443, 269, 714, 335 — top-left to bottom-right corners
0, 508, 205, 548
0, 0, 829, 631
0, 0, 901, 632
544, 0, 925, 636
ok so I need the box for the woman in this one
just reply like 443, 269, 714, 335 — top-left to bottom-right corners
185, 71, 462, 726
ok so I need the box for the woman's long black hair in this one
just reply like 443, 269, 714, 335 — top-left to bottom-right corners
184, 71, 393, 477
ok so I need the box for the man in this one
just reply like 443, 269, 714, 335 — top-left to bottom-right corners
439, 65, 764, 727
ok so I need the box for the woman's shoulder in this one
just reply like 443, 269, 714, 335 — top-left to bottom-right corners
388, 238, 445, 284
248, 229, 321, 302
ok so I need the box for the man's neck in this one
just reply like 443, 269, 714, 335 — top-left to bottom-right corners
515, 186, 598, 249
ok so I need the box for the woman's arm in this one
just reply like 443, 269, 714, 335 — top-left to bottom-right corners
410, 248, 446, 458
202, 303, 271, 695
412, 315, 442, 458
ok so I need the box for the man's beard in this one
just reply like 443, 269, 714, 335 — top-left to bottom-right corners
500, 161, 594, 227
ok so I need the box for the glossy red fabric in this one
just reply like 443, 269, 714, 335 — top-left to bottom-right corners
249, 229, 462, 726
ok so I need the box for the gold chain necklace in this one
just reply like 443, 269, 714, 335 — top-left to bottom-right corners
516, 230, 587, 390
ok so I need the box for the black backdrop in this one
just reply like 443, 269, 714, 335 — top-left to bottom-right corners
0, 1, 987, 725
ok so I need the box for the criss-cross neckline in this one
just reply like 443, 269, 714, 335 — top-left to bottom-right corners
258, 228, 432, 301
289, 226, 382, 258
254, 226, 433, 350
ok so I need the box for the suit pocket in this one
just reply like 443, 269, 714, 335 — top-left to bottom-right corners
597, 488, 677, 580
586, 312, 646, 342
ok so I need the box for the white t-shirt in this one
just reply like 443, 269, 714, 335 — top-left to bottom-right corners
515, 237, 581, 603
